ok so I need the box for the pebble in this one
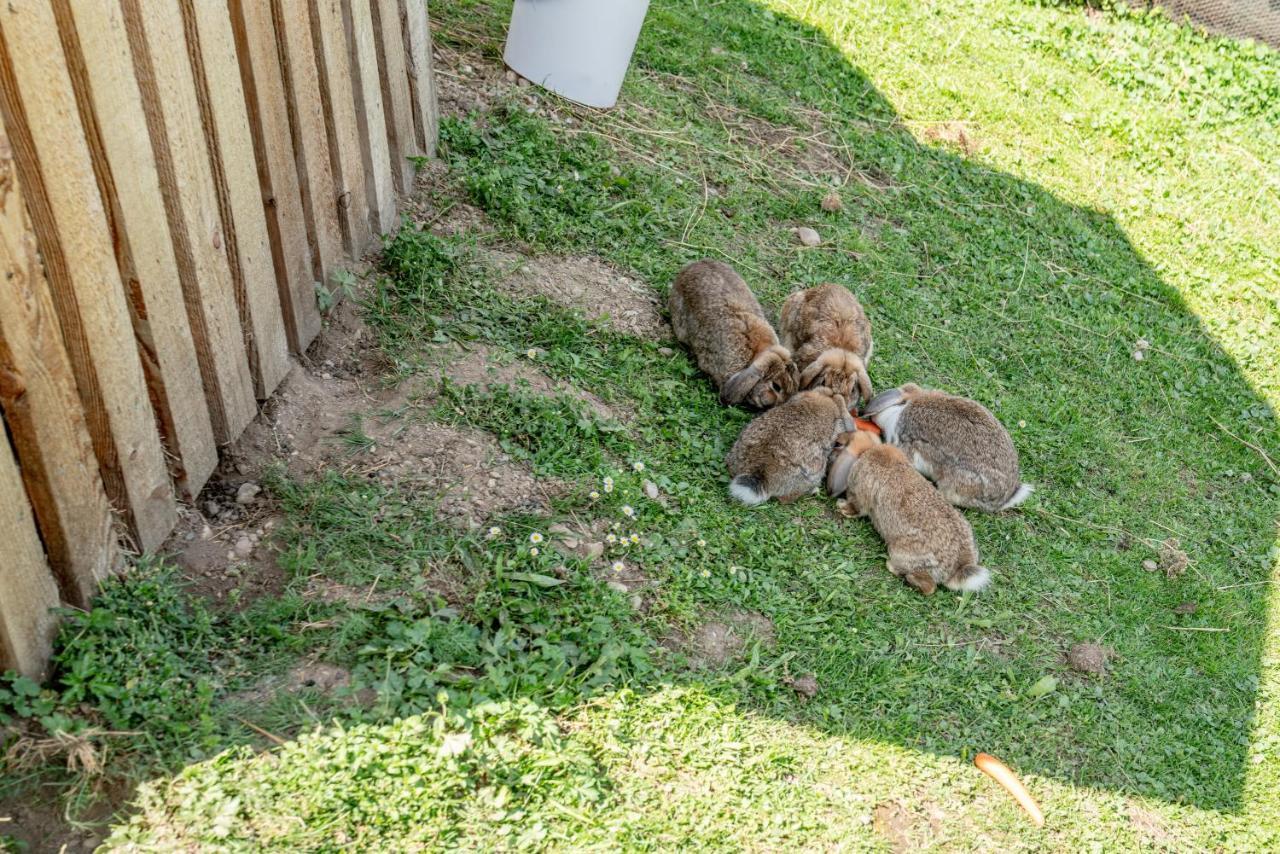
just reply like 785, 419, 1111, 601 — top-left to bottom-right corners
505, 69, 516, 82
234, 536, 254, 558
236, 482, 261, 505
795, 226, 821, 247
563, 537, 580, 550
263, 519, 275, 531
205, 501, 221, 517
583, 542, 605, 559
820, 191, 843, 212
644, 481, 660, 500
200, 524, 214, 540
630, 594, 643, 611
607, 581, 629, 594
1142, 559, 1158, 572
657, 346, 675, 357
517, 76, 530, 88
183, 532, 195, 542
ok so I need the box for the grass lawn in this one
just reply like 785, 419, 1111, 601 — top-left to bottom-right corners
4, 0, 1279, 850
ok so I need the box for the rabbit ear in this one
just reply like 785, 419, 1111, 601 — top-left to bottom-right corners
721, 364, 762, 405
827, 448, 855, 496
854, 360, 874, 408
799, 359, 826, 389
864, 386, 903, 417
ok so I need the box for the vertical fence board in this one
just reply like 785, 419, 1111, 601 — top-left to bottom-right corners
120, 0, 257, 445
0, 112, 116, 606
345, 0, 397, 233
401, 0, 438, 159
230, 0, 322, 353
273, 0, 344, 286
309, 0, 372, 255
182, 0, 291, 401
371, 0, 418, 194
0, 423, 61, 680
56, 0, 218, 499
0, 0, 176, 552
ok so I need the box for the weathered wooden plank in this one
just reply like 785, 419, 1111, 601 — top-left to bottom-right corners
371, 0, 418, 194
230, 0, 322, 352
309, 0, 372, 255
120, 0, 257, 445
181, 0, 291, 400
0, 423, 62, 680
273, 0, 344, 285
344, 0, 396, 234
401, 0, 438, 159
0, 111, 116, 606
0, 0, 176, 552
55, 0, 218, 499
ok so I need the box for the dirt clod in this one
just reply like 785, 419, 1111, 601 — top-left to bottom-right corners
787, 673, 819, 699
821, 191, 843, 212
1173, 601, 1198, 615
795, 226, 821, 246
1159, 538, 1188, 579
236, 482, 261, 504
1067, 642, 1112, 674
1141, 559, 1158, 572
923, 121, 978, 155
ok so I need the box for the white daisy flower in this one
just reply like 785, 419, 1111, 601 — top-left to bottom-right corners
603, 476, 614, 493
697, 539, 707, 548
487, 526, 502, 539
629, 534, 640, 545
700, 569, 711, 578
632, 461, 645, 473
621, 505, 635, 518
530, 547, 540, 556
526, 348, 538, 359
529, 532, 544, 544
606, 534, 617, 544
589, 491, 600, 500
611, 561, 625, 573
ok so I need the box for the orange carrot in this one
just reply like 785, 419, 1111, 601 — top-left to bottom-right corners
975, 752, 1044, 827
852, 416, 881, 435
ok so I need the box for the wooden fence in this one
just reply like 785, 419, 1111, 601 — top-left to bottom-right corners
0, 0, 439, 679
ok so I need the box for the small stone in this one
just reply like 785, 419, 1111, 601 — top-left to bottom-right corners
657, 346, 675, 357
1067, 642, 1111, 674
563, 537, 580, 550
711, 45, 725, 55
1132, 350, 1145, 361
1173, 601, 1198, 615
505, 69, 516, 82
487, 478, 497, 488
236, 482, 261, 505
320, 372, 332, 380
644, 481, 660, 500
787, 674, 819, 698
630, 593, 643, 610
820, 191, 843, 212
234, 536, 253, 558
236, 462, 252, 476
204, 501, 221, 517
183, 532, 195, 542
1142, 559, 1158, 572
794, 226, 821, 247
226, 551, 236, 562
263, 519, 275, 531
461, 63, 473, 74
583, 542, 605, 559
607, 581, 629, 594
200, 524, 214, 540
549, 523, 574, 537
517, 76, 530, 88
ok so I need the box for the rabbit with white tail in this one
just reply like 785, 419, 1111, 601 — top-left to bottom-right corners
726, 387, 852, 505
865, 384, 1033, 512
669, 260, 798, 409
829, 430, 991, 595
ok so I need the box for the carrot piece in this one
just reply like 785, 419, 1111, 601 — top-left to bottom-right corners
852, 416, 881, 435
975, 752, 1045, 827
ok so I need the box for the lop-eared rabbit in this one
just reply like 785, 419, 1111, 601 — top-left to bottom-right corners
865, 384, 1032, 512
726, 387, 852, 505
669, 260, 798, 409
779, 283, 873, 407
830, 430, 991, 595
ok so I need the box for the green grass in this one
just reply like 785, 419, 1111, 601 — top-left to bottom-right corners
4, 0, 1279, 849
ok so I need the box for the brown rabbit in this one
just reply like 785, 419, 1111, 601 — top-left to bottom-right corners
833, 431, 991, 595
779, 283, 874, 407
865, 384, 1033, 512
669, 260, 798, 409
726, 387, 852, 505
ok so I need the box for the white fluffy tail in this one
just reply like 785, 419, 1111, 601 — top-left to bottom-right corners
950, 564, 991, 592
999, 483, 1035, 511
729, 474, 768, 506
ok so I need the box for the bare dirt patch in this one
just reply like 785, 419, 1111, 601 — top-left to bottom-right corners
1127, 804, 1182, 849
1066, 642, 1113, 675
491, 252, 666, 339
679, 610, 777, 668
922, 121, 980, 155
428, 342, 618, 420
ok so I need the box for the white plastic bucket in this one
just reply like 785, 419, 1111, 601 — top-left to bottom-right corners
503, 0, 650, 109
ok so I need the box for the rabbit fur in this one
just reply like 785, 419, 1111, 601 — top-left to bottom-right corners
670, 260, 798, 409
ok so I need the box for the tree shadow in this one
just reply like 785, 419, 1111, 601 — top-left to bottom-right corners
621, 0, 1279, 813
